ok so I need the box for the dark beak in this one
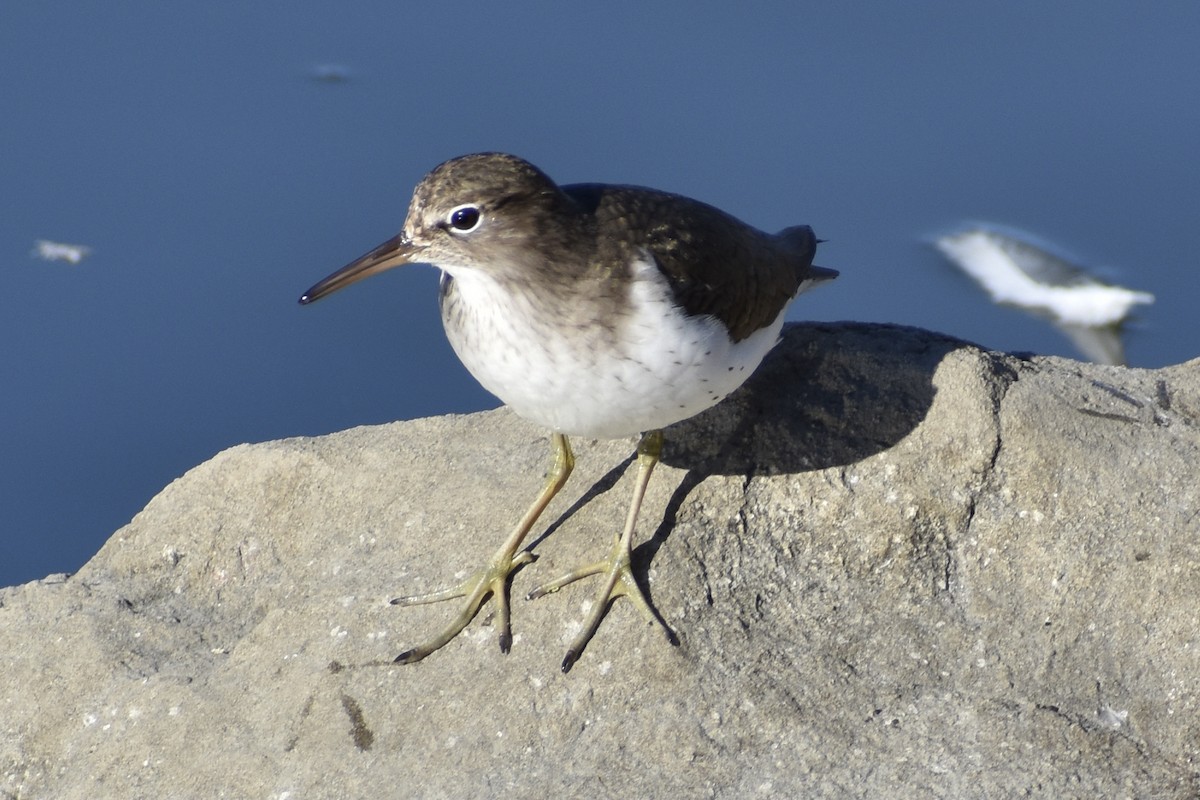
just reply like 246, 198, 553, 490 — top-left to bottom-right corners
299, 234, 422, 304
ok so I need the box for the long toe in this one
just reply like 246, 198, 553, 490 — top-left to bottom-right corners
392, 549, 535, 664
525, 559, 607, 601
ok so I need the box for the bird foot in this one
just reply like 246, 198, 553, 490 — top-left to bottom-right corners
391, 549, 535, 664
527, 544, 677, 673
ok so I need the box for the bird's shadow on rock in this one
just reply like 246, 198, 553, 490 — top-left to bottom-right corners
663, 321, 970, 476
539, 322, 973, 549
636, 321, 975, 575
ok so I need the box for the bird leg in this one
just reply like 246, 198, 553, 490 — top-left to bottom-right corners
391, 432, 574, 664
527, 429, 675, 672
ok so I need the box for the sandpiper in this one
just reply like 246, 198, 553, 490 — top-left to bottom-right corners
300, 153, 837, 671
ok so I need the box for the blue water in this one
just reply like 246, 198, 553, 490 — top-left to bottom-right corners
3, 2, 1198, 587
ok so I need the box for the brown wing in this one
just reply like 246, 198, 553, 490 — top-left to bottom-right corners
565, 184, 819, 342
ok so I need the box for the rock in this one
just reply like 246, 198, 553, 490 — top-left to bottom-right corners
2, 322, 1198, 798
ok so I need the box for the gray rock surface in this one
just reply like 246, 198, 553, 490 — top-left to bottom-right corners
3, 322, 1198, 799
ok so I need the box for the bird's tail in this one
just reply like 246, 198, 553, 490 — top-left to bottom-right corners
778, 225, 839, 287
777, 225, 818, 259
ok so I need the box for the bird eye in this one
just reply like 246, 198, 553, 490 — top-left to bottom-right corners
447, 205, 482, 232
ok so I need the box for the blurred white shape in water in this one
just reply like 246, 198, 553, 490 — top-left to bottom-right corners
933, 224, 1154, 365
32, 239, 92, 265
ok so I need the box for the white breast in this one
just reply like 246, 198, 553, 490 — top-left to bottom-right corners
440, 254, 786, 439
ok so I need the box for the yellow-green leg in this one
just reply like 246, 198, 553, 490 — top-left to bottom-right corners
392, 432, 575, 664
527, 429, 674, 672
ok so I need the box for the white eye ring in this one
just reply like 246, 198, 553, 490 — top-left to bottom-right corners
446, 204, 482, 233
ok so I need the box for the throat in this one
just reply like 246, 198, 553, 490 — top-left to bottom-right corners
437, 266, 609, 396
